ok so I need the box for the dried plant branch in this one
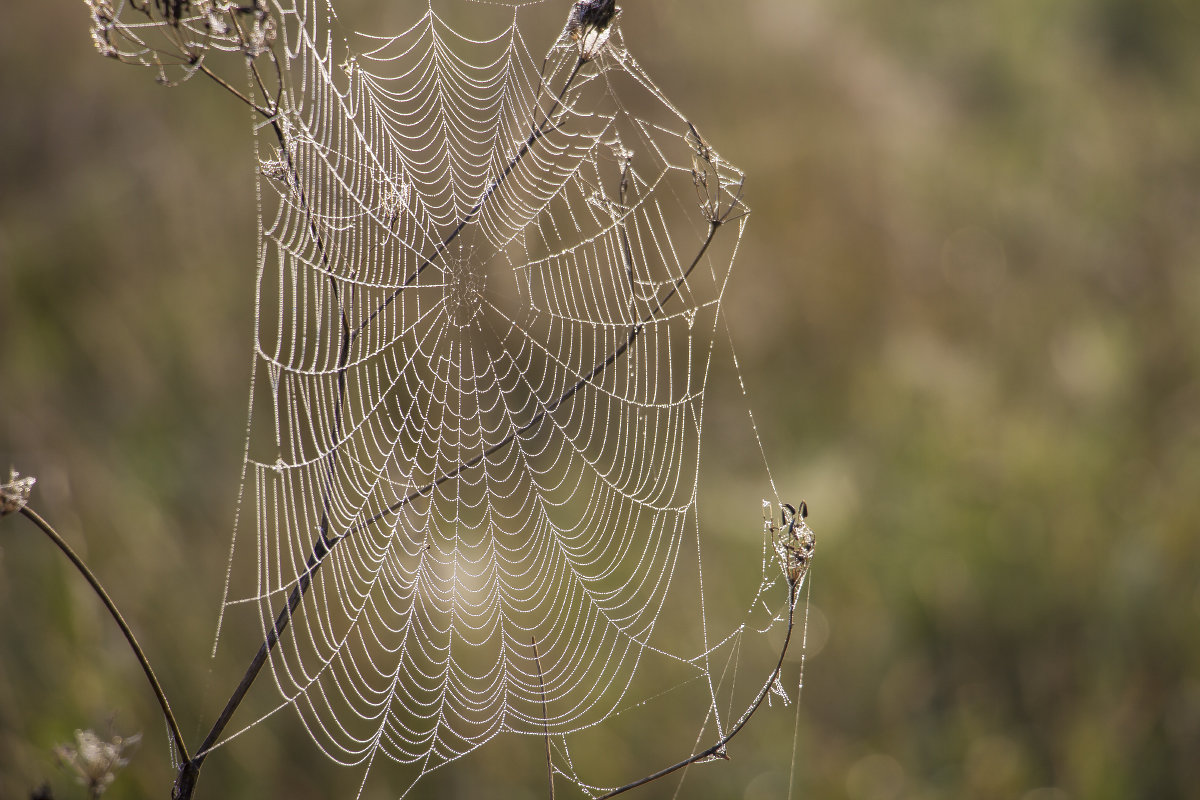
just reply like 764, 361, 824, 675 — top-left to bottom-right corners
595, 580, 803, 798
11, 505, 190, 767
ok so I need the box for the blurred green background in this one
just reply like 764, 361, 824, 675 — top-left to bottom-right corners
3, 0, 1200, 798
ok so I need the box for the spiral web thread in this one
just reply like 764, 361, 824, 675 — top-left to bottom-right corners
86, 0, 795, 795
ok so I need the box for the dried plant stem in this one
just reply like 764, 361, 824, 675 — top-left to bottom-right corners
14, 506, 190, 766
197, 63, 270, 117
594, 581, 801, 799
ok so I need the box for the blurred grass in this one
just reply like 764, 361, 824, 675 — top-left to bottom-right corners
3, 0, 1200, 798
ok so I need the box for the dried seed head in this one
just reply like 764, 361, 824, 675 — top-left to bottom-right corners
259, 149, 291, 183
85, 0, 119, 58
566, 0, 622, 61
54, 729, 141, 796
154, 0, 192, 27
766, 500, 816, 588
0, 469, 35, 516
243, 7, 277, 58
195, 0, 231, 35
575, 0, 618, 31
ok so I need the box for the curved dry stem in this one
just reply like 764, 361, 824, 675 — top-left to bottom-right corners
594, 580, 801, 798
12, 505, 190, 766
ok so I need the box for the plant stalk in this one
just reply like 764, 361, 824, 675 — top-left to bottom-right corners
594, 580, 802, 798
15, 506, 190, 767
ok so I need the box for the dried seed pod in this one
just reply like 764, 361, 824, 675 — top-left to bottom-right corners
566, 0, 622, 61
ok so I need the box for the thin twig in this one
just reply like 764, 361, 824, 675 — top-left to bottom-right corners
197, 63, 271, 117
172, 541, 319, 798
174, 89, 347, 799
532, 638, 556, 800
594, 581, 801, 798
13, 506, 190, 767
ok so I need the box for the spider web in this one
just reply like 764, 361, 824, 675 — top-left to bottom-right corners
86, 0, 800, 795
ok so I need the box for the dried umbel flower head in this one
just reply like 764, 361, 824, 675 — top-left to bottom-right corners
243, 3, 277, 58
0, 469, 35, 516
154, 0, 192, 26
54, 729, 141, 796
764, 500, 816, 588
259, 149, 292, 183
566, 0, 621, 61
195, 0, 231, 35
85, 0, 119, 58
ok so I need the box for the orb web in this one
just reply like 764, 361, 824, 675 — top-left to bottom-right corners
84, 0, 801, 796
